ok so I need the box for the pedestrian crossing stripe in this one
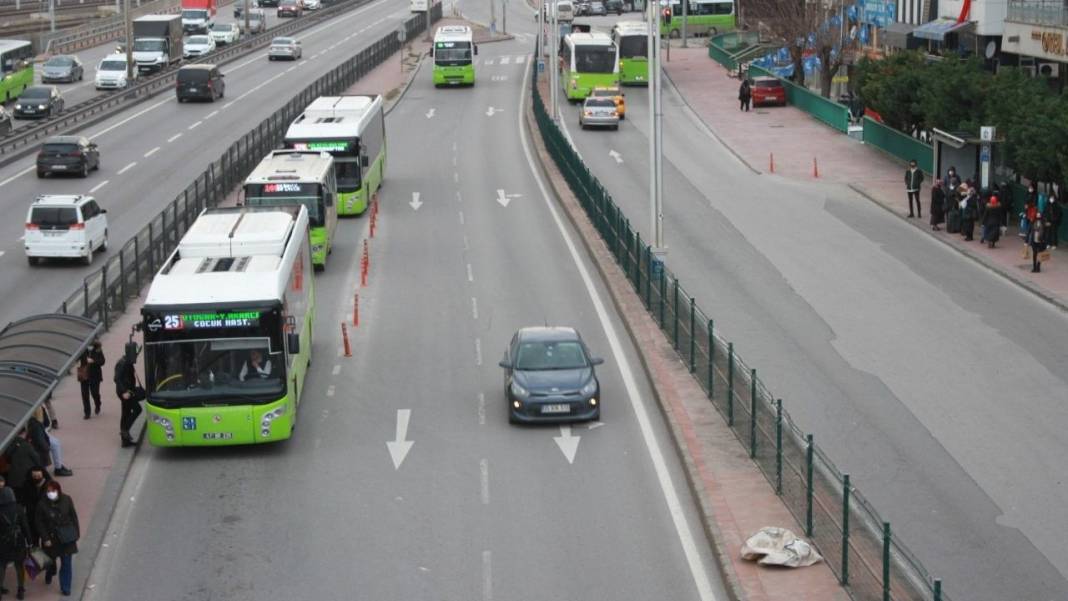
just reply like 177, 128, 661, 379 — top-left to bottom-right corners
500, 56, 511, 64
515, 55, 526, 64
485, 59, 495, 65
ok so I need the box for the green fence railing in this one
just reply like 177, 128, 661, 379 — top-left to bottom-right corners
707, 31, 761, 71
862, 117, 934, 174
530, 70, 950, 601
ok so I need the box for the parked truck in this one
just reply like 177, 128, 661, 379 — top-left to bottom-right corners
132, 15, 183, 74
182, 0, 217, 34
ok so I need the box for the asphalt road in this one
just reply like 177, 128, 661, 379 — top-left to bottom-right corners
547, 25, 1068, 601
85, 40, 726, 601
0, 0, 415, 325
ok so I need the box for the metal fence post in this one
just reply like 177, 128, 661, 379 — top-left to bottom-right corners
749, 368, 757, 458
148, 221, 156, 276
645, 246, 652, 308
119, 253, 127, 310
689, 297, 696, 373
883, 522, 891, 601
842, 474, 850, 585
707, 320, 714, 397
806, 434, 815, 537
934, 579, 942, 601
659, 269, 666, 327
634, 231, 642, 289
83, 280, 89, 318
100, 265, 109, 327
134, 235, 141, 293
775, 399, 782, 495
672, 278, 679, 350
727, 342, 734, 426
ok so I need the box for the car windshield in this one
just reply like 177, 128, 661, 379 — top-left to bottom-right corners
20, 88, 49, 99
211, 23, 231, 31
515, 340, 588, 370
99, 60, 125, 71
146, 338, 284, 403
30, 207, 78, 227
182, 9, 207, 18
44, 57, 73, 67
272, 38, 294, 45
188, 35, 210, 44
134, 40, 166, 51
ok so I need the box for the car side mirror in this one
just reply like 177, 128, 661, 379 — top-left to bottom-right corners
590, 357, 605, 366
100, 209, 108, 214
498, 360, 512, 369
286, 332, 300, 354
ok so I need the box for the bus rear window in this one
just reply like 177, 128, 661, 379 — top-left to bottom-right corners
575, 47, 615, 73
618, 36, 647, 57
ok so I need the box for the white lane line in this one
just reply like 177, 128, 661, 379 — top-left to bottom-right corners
332, 364, 341, 376
233, 70, 288, 102
205, 110, 219, 119
89, 180, 110, 193
458, 211, 465, 225
326, 384, 336, 397
285, 66, 296, 72
479, 458, 490, 504
478, 392, 485, 425
188, 120, 203, 130
456, 191, 462, 203
298, 60, 308, 65
0, 166, 35, 189
167, 133, 182, 143
482, 551, 492, 601
462, 235, 469, 250
517, 57, 720, 601
466, 263, 474, 282
88, 97, 171, 141
0, 251, 5, 258
474, 338, 482, 366
117, 162, 136, 175
144, 146, 161, 158
471, 297, 478, 320
453, 171, 459, 183
499, 55, 511, 64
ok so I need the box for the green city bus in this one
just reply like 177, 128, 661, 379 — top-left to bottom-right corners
244, 149, 338, 268
141, 205, 315, 447
0, 40, 34, 102
432, 25, 477, 86
284, 95, 386, 216
659, 0, 735, 38
611, 21, 649, 86
561, 32, 619, 101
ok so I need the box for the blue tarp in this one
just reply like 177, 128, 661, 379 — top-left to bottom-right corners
912, 17, 971, 41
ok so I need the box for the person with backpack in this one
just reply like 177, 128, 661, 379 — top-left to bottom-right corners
3, 436, 39, 506
114, 345, 143, 448
35, 481, 78, 597
0, 482, 30, 600
77, 340, 105, 420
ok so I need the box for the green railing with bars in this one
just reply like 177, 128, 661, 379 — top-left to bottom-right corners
529, 71, 950, 601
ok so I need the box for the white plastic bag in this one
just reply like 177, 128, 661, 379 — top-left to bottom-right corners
741, 527, 823, 568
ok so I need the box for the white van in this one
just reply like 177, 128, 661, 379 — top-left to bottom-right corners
556, 0, 575, 21
24, 195, 108, 266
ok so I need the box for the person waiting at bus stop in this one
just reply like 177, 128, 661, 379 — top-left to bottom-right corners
114, 345, 143, 448
238, 350, 272, 382
35, 481, 78, 597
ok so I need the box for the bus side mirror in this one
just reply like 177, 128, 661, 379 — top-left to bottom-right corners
325, 192, 334, 207
474, 45, 479, 55
361, 155, 369, 167
287, 332, 300, 355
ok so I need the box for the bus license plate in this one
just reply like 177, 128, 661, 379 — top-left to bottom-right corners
203, 432, 233, 440
541, 404, 570, 414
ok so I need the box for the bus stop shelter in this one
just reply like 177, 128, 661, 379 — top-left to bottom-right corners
0, 314, 101, 450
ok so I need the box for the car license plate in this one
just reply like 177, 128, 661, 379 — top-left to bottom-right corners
203, 432, 233, 440
52, 165, 66, 170
541, 404, 570, 414
189, 88, 198, 92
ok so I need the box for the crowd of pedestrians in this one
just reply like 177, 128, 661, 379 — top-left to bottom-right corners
0, 338, 140, 598
909, 161, 1065, 273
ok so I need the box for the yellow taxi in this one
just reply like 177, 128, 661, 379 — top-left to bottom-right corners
590, 87, 625, 120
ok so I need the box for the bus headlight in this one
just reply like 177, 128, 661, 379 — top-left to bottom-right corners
312, 244, 324, 254
261, 405, 287, 429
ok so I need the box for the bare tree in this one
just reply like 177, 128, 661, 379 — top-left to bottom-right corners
746, 0, 853, 97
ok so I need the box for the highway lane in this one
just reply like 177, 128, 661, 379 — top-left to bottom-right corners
550, 51, 1068, 600
86, 41, 726, 601
0, 0, 414, 324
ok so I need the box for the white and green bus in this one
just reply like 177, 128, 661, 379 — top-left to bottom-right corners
561, 32, 619, 101
659, 0, 735, 38
432, 25, 477, 86
243, 150, 338, 269
284, 95, 386, 217
0, 40, 34, 103
141, 205, 315, 447
611, 21, 648, 86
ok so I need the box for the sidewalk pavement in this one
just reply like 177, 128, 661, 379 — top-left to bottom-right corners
531, 73, 849, 601
662, 47, 1068, 311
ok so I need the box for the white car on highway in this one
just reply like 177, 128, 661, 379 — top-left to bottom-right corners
24, 194, 108, 267
210, 22, 242, 45
94, 54, 137, 90
183, 34, 216, 57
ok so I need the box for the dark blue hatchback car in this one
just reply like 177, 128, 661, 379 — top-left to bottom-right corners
499, 327, 604, 424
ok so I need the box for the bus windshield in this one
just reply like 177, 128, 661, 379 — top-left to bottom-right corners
244, 182, 324, 226
146, 337, 284, 407
618, 35, 647, 58
575, 46, 615, 73
435, 41, 472, 66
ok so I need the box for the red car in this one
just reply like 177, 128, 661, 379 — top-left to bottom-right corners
751, 76, 786, 107
277, 0, 302, 17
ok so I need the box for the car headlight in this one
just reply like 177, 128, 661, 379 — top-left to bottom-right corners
510, 380, 529, 398
14, 104, 20, 109
38, 104, 46, 110
580, 379, 597, 396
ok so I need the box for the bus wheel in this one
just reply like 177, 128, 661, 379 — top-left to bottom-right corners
670, 28, 680, 39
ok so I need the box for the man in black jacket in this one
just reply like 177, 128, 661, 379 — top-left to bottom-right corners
78, 340, 106, 419
905, 159, 924, 218
114, 344, 142, 448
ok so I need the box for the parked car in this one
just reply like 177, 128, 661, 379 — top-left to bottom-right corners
268, 36, 302, 60
13, 86, 64, 119
574, 0, 590, 15
242, 9, 267, 33
41, 55, 84, 83
751, 76, 786, 107
36, 135, 100, 178
579, 96, 619, 130
209, 22, 241, 45
605, 0, 623, 13
0, 106, 13, 135
499, 327, 603, 424
588, 0, 606, 15
277, 0, 302, 17
233, 0, 259, 17
175, 64, 225, 102
183, 34, 217, 57
589, 86, 625, 119
257, 0, 278, 7
94, 54, 137, 90
24, 194, 108, 266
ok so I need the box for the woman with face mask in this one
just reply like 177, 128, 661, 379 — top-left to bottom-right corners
35, 482, 79, 597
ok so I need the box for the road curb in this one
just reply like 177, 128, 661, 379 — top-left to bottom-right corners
522, 79, 748, 601
384, 50, 425, 117
848, 183, 1068, 314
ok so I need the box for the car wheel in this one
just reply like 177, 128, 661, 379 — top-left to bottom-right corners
83, 250, 93, 266
36, 170, 45, 178
268, 55, 274, 61
100, 231, 109, 252
27, 256, 38, 267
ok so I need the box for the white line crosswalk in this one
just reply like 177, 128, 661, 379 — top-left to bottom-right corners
477, 55, 530, 67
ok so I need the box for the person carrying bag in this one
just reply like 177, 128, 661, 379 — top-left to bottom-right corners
35, 481, 79, 597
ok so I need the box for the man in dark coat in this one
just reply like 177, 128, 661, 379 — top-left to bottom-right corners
20, 466, 51, 542
0, 484, 30, 599
961, 187, 979, 241
905, 159, 924, 218
78, 340, 105, 419
738, 78, 751, 112
114, 346, 142, 448
4, 435, 40, 505
35, 481, 79, 596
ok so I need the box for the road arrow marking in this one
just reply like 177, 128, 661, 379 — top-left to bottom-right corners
486, 106, 503, 117
496, 189, 522, 208
553, 425, 581, 464
387, 409, 414, 469
409, 192, 423, 211
426, 108, 436, 119
609, 149, 623, 164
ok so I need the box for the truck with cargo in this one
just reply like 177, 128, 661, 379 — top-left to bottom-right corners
182, 0, 217, 34
132, 15, 184, 73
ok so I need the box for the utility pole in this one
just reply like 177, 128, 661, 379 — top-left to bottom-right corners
502, 0, 506, 35
680, 0, 687, 48
124, 0, 134, 82
244, 0, 250, 37
647, 0, 663, 252
490, 0, 496, 34
550, 0, 558, 121
425, 0, 432, 41
49, 0, 55, 32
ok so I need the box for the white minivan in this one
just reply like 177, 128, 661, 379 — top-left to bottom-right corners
556, 0, 575, 21
24, 195, 108, 266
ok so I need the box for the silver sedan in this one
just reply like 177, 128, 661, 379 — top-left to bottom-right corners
268, 37, 302, 60
578, 97, 619, 130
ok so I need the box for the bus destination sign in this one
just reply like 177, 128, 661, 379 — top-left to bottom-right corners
290, 141, 353, 152
160, 311, 262, 331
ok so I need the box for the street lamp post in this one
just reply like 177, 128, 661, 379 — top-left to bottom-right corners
244, 0, 250, 37
124, 0, 134, 82
647, 0, 663, 252
550, 0, 558, 121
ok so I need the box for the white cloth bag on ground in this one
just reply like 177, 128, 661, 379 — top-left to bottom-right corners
741, 526, 823, 568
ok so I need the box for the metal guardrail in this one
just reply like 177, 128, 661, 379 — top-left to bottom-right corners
530, 70, 951, 601
40, 0, 181, 55
56, 1, 442, 324
0, 0, 375, 167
